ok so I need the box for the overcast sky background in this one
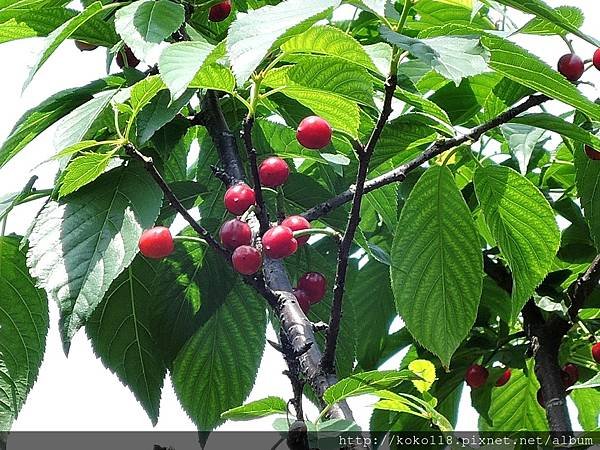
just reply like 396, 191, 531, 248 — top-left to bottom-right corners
0, 0, 597, 434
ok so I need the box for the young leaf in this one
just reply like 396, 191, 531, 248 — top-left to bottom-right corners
86, 256, 166, 425
0, 75, 125, 169
58, 152, 114, 198
481, 35, 600, 123
500, 123, 545, 175
158, 41, 215, 100
172, 281, 267, 431
380, 27, 490, 85
0, 237, 49, 431
281, 25, 378, 72
390, 166, 483, 366
114, 0, 184, 61
474, 165, 560, 320
27, 163, 163, 351
574, 148, 600, 250
23, 1, 106, 90
226, 0, 340, 85
323, 370, 416, 406
221, 397, 287, 421
408, 360, 436, 394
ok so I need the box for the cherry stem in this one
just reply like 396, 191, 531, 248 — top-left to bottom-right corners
292, 228, 341, 240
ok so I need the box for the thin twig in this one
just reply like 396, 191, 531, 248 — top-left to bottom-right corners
303, 95, 549, 222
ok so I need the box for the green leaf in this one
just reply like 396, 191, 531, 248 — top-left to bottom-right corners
23, 2, 106, 90
474, 165, 560, 320
480, 35, 600, 123
390, 166, 483, 366
0, 237, 49, 431
189, 63, 236, 94
569, 372, 600, 391
408, 359, 436, 393
27, 163, 163, 351
136, 89, 195, 144
172, 280, 267, 431
0, 75, 125, 169
510, 114, 600, 152
226, 0, 340, 85
158, 41, 215, 100
381, 27, 489, 85
53, 90, 117, 153
519, 6, 584, 36
479, 366, 547, 431
114, 0, 184, 60
500, 123, 545, 175
281, 25, 378, 72
574, 147, 600, 250
58, 152, 113, 198
323, 370, 416, 406
86, 256, 166, 425
491, 0, 599, 47
221, 396, 287, 421
347, 261, 397, 370
571, 388, 600, 431
130, 75, 166, 115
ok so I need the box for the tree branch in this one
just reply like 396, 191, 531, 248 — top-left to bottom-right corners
320, 71, 398, 374
303, 94, 549, 222
241, 116, 270, 234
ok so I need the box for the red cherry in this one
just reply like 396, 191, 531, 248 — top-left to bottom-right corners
209, 0, 231, 22
593, 48, 600, 71
495, 368, 511, 387
557, 54, 584, 82
262, 225, 297, 259
231, 245, 262, 275
537, 388, 545, 407
465, 364, 488, 389
258, 157, 290, 188
296, 116, 332, 150
219, 219, 252, 250
293, 288, 311, 314
75, 40, 98, 51
592, 342, 600, 364
116, 46, 140, 69
139, 227, 174, 259
585, 146, 600, 161
562, 364, 579, 388
224, 182, 255, 215
281, 215, 311, 246
297, 272, 327, 304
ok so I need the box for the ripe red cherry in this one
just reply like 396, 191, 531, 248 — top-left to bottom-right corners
139, 227, 174, 259
75, 40, 98, 51
232, 245, 262, 275
465, 364, 488, 389
297, 272, 327, 304
258, 157, 289, 188
592, 342, 600, 363
262, 225, 297, 259
224, 182, 255, 215
293, 288, 311, 314
281, 215, 311, 246
495, 369, 511, 387
585, 146, 600, 161
219, 219, 252, 250
557, 54, 584, 82
562, 364, 579, 388
593, 48, 600, 71
296, 116, 332, 150
209, 0, 231, 22
116, 46, 140, 69
537, 388, 545, 407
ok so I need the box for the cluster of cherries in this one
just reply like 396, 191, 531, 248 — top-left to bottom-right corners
557, 49, 600, 161
138, 115, 333, 314
465, 342, 600, 406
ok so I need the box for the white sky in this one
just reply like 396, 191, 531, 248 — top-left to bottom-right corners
0, 0, 597, 433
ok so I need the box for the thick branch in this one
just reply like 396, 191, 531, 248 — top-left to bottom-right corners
241, 116, 270, 234
201, 91, 355, 423
321, 72, 397, 374
303, 94, 549, 222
